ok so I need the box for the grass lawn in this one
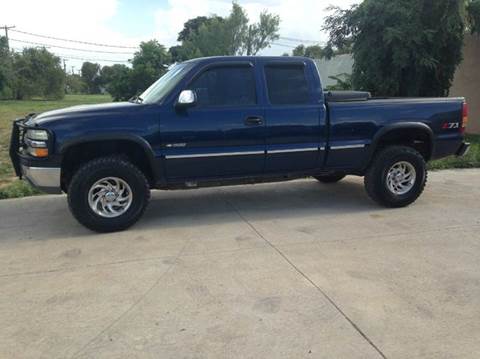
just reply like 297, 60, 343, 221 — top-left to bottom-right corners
0, 94, 112, 199
0, 95, 479, 199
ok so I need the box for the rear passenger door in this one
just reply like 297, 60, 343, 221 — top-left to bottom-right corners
262, 61, 327, 173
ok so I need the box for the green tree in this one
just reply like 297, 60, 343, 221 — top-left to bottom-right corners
292, 44, 325, 58
13, 47, 65, 99
292, 44, 306, 56
179, 2, 280, 58
327, 73, 353, 91
81, 62, 101, 94
98, 65, 115, 87
129, 40, 171, 95
324, 0, 466, 97
322, 44, 336, 59
0, 36, 15, 98
468, 0, 480, 33
304, 45, 325, 59
243, 11, 280, 55
177, 16, 223, 42
131, 40, 171, 70
182, 14, 237, 57
101, 40, 171, 101
65, 73, 86, 94
171, 15, 224, 62
225, 2, 249, 54
168, 45, 184, 63
101, 64, 132, 101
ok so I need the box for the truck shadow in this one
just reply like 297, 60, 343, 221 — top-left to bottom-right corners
0, 178, 378, 241
140, 178, 377, 230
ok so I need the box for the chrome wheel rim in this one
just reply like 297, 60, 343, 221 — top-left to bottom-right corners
88, 177, 133, 218
386, 161, 416, 195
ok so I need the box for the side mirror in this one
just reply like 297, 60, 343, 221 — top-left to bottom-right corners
176, 90, 196, 108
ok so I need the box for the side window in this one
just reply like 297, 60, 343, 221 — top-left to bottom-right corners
188, 66, 256, 107
265, 65, 310, 105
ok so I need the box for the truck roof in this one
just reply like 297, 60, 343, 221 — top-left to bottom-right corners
183, 56, 311, 64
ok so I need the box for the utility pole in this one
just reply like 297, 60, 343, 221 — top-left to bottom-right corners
2, 25, 15, 50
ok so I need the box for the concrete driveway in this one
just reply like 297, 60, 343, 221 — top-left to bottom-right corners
0, 169, 479, 359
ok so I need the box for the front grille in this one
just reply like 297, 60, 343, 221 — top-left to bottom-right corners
18, 124, 25, 150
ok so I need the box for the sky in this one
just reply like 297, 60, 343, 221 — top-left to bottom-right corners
0, 0, 359, 72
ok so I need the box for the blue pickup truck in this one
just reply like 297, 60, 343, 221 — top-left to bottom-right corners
10, 56, 470, 232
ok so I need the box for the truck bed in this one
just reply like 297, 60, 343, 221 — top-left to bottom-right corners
325, 96, 466, 169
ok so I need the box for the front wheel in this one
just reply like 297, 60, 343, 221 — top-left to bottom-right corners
364, 146, 427, 208
68, 157, 150, 232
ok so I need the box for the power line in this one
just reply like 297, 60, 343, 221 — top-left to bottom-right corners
55, 54, 130, 63
10, 28, 139, 49
272, 42, 297, 48
10, 38, 135, 55
279, 36, 325, 45
11, 47, 130, 63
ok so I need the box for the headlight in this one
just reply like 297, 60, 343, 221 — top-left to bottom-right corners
25, 129, 49, 157
26, 129, 49, 141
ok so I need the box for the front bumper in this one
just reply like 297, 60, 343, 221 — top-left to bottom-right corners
21, 165, 62, 194
456, 142, 470, 157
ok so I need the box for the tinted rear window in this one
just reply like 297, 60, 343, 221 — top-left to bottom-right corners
265, 65, 310, 105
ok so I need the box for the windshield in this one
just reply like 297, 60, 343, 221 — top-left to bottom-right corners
139, 63, 194, 104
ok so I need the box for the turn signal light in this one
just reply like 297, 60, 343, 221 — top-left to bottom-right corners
30, 148, 49, 157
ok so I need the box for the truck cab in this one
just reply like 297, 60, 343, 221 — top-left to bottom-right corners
161, 57, 326, 181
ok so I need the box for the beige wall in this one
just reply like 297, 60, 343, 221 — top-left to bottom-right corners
450, 34, 480, 134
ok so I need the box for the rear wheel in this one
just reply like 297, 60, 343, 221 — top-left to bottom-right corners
68, 157, 150, 232
364, 146, 427, 208
314, 173, 346, 184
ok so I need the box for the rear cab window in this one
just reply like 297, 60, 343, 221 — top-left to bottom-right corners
264, 64, 311, 105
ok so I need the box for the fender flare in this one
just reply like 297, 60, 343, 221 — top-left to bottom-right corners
59, 133, 162, 182
363, 122, 435, 169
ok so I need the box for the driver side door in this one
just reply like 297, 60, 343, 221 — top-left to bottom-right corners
161, 62, 266, 180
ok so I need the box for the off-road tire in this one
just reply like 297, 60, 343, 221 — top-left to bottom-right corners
67, 157, 150, 232
364, 146, 427, 208
314, 173, 346, 183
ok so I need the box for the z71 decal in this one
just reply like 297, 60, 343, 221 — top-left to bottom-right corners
442, 122, 460, 129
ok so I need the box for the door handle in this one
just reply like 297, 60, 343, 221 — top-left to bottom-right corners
245, 116, 263, 126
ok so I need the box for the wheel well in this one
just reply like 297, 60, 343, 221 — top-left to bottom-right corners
60, 140, 155, 192
373, 128, 432, 161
